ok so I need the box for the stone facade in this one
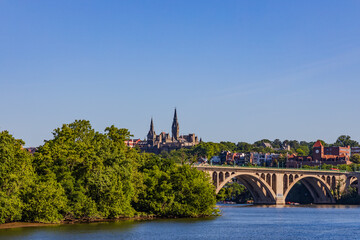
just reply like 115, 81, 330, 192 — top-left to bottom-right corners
139, 109, 200, 153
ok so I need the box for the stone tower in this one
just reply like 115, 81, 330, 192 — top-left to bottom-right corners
171, 108, 179, 140
312, 140, 324, 161
147, 118, 156, 144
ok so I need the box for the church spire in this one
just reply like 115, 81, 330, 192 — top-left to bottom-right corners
172, 108, 179, 140
150, 117, 154, 132
147, 118, 155, 141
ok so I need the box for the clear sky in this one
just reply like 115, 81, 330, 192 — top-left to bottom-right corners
1, 0, 360, 147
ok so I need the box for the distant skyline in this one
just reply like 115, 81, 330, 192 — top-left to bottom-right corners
1, 0, 360, 147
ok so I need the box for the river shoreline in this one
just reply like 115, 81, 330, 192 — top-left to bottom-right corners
0, 213, 216, 230
0, 222, 55, 229
2, 204, 358, 230
0, 215, 157, 230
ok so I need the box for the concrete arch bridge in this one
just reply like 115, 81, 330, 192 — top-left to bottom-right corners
196, 166, 360, 205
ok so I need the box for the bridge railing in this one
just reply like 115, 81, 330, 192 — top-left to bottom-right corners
194, 163, 350, 173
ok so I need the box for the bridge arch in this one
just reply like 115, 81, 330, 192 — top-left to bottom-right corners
349, 176, 358, 185
197, 166, 356, 205
283, 175, 335, 204
216, 172, 277, 204
344, 175, 359, 193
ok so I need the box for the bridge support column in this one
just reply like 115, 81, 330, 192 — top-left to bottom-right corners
274, 173, 285, 205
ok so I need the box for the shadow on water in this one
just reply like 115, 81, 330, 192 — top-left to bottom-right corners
0, 216, 218, 240
218, 203, 360, 209
0, 220, 141, 240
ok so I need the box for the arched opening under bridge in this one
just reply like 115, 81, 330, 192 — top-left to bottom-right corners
283, 176, 335, 204
214, 172, 277, 204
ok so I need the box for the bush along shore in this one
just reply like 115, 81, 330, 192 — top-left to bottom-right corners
0, 120, 218, 225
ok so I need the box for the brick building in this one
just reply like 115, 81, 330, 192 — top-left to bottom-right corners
286, 140, 351, 168
124, 139, 141, 148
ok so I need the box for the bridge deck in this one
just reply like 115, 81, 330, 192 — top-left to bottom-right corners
195, 165, 355, 176
196, 165, 360, 204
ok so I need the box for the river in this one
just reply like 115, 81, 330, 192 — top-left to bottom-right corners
1, 204, 360, 240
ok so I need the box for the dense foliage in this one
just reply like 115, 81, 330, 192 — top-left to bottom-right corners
135, 155, 216, 217
0, 120, 217, 224
0, 131, 34, 223
162, 135, 360, 163
216, 182, 252, 203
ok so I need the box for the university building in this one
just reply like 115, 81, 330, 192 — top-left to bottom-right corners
126, 109, 200, 153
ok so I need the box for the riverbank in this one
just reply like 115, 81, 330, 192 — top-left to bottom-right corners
0, 222, 56, 229
0, 214, 214, 230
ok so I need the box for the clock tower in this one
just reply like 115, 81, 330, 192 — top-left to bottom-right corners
312, 140, 324, 161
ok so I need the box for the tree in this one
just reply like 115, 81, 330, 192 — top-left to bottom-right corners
190, 142, 226, 160
263, 147, 274, 153
216, 182, 252, 203
33, 120, 140, 220
134, 156, 217, 217
22, 174, 68, 223
236, 142, 253, 152
350, 154, 360, 164
296, 145, 310, 156
0, 131, 35, 223
334, 135, 359, 147
219, 142, 237, 152
288, 140, 300, 150
253, 139, 271, 148
105, 125, 133, 142
0, 121, 219, 223
272, 139, 282, 149
296, 148, 305, 156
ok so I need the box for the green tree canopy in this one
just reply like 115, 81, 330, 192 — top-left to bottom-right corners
350, 154, 360, 164
0, 131, 34, 223
134, 155, 217, 217
296, 145, 310, 156
0, 120, 217, 223
334, 135, 359, 147
33, 120, 141, 220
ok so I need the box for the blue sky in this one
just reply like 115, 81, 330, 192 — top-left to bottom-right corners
1, 0, 360, 147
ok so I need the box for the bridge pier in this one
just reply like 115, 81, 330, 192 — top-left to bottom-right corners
274, 173, 285, 205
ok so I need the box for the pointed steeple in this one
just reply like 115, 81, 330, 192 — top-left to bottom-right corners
147, 118, 155, 141
174, 108, 178, 121
150, 118, 154, 132
172, 108, 179, 140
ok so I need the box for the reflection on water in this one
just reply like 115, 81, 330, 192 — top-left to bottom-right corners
1, 205, 360, 240
220, 204, 360, 209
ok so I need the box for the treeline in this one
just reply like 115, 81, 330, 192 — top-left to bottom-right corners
0, 120, 217, 224
216, 182, 253, 203
160, 135, 360, 163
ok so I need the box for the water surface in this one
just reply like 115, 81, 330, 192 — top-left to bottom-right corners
1, 205, 359, 240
